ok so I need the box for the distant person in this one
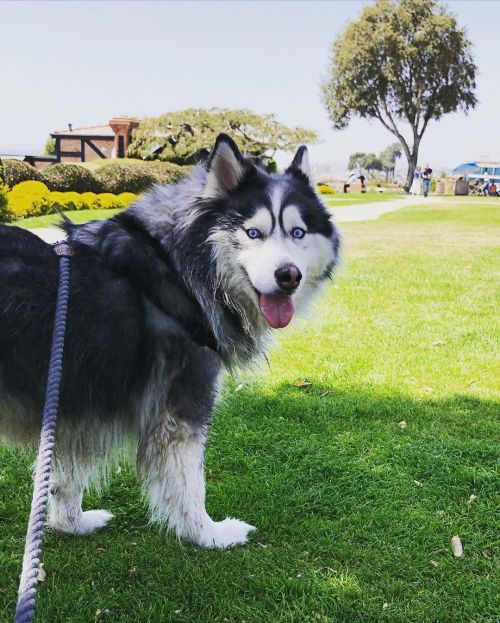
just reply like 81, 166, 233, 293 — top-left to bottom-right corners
488, 181, 498, 197
470, 179, 481, 194
410, 166, 422, 195
343, 171, 358, 193
359, 174, 366, 193
422, 166, 432, 197
481, 180, 491, 196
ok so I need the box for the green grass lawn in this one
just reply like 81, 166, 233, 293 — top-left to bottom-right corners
16, 208, 124, 229
1, 201, 498, 622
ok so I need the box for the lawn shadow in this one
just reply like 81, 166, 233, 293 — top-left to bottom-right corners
210, 381, 498, 529
1, 382, 498, 622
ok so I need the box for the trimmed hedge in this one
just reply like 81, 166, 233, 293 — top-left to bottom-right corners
41, 163, 102, 193
93, 160, 189, 194
1, 159, 190, 196
3, 181, 138, 220
2, 159, 42, 187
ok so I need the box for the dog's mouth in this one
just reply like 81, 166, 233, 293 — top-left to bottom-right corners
257, 292, 295, 329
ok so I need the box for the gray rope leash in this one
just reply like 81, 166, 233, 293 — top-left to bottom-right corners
15, 242, 72, 623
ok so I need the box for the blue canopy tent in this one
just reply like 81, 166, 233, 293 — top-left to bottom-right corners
451, 162, 481, 176
452, 161, 500, 181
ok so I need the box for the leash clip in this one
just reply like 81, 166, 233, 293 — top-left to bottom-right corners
53, 241, 73, 257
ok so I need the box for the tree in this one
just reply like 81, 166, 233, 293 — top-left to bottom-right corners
362, 153, 383, 177
128, 108, 318, 165
380, 143, 402, 180
321, 0, 477, 190
44, 137, 56, 156
348, 151, 366, 172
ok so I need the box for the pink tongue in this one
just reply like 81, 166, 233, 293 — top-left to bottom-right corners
259, 294, 295, 329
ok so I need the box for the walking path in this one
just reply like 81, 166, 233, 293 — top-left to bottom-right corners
329, 195, 439, 222
30, 195, 437, 242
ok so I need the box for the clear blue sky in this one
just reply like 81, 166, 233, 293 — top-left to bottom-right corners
1, 0, 499, 171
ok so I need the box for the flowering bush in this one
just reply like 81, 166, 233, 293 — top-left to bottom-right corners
94, 160, 188, 193
7, 181, 51, 218
1, 181, 138, 222
317, 184, 336, 195
2, 159, 42, 187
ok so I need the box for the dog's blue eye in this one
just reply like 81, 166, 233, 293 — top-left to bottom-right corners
246, 228, 262, 239
291, 227, 306, 239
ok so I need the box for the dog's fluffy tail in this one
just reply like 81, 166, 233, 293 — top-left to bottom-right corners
55, 206, 73, 228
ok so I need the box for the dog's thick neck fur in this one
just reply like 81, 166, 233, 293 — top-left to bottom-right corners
67, 164, 270, 369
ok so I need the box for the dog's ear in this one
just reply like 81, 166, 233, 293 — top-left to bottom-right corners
286, 145, 311, 182
204, 134, 247, 198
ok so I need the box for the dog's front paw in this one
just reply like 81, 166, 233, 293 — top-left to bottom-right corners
76, 510, 114, 535
198, 518, 256, 548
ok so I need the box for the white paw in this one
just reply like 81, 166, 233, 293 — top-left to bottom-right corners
75, 510, 114, 535
197, 518, 256, 549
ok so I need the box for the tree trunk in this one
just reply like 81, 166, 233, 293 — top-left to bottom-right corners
373, 112, 420, 192
404, 133, 422, 192
405, 153, 419, 192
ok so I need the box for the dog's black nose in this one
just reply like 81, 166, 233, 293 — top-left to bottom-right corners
275, 264, 302, 292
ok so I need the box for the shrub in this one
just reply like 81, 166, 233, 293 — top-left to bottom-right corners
2, 159, 42, 187
317, 184, 336, 195
0, 184, 14, 222
96, 192, 125, 209
80, 192, 101, 210
118, 192, 137, 206
41, 163, 102, 193
93, 160, 189, 194
7, 181, 50, 218
60, 191, 85, 211
5, 182, 138, 220
47, 191, 68, 211
142, 161, 191, 185
43, 190, 137, 213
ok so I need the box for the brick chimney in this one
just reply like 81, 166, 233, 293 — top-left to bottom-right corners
109, 116, 140, 158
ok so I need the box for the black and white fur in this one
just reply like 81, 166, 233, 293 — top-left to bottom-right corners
0, 135, 340, 548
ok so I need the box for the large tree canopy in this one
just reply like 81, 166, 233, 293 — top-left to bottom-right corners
128, 108, 318, 165
322, 0, 477, 189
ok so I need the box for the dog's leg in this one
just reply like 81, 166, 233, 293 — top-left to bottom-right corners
139, 417, 255, 548
47, 460, 113, 535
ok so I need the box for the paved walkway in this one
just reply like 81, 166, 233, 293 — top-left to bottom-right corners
30, 227, 66, 243
330, 195, 438, 222
29, 195, 436, 242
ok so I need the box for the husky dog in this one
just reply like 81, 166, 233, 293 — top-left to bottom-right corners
0, 134, 340, 548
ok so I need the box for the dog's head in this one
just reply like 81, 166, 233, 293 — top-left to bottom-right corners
204, 134, 340, 329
